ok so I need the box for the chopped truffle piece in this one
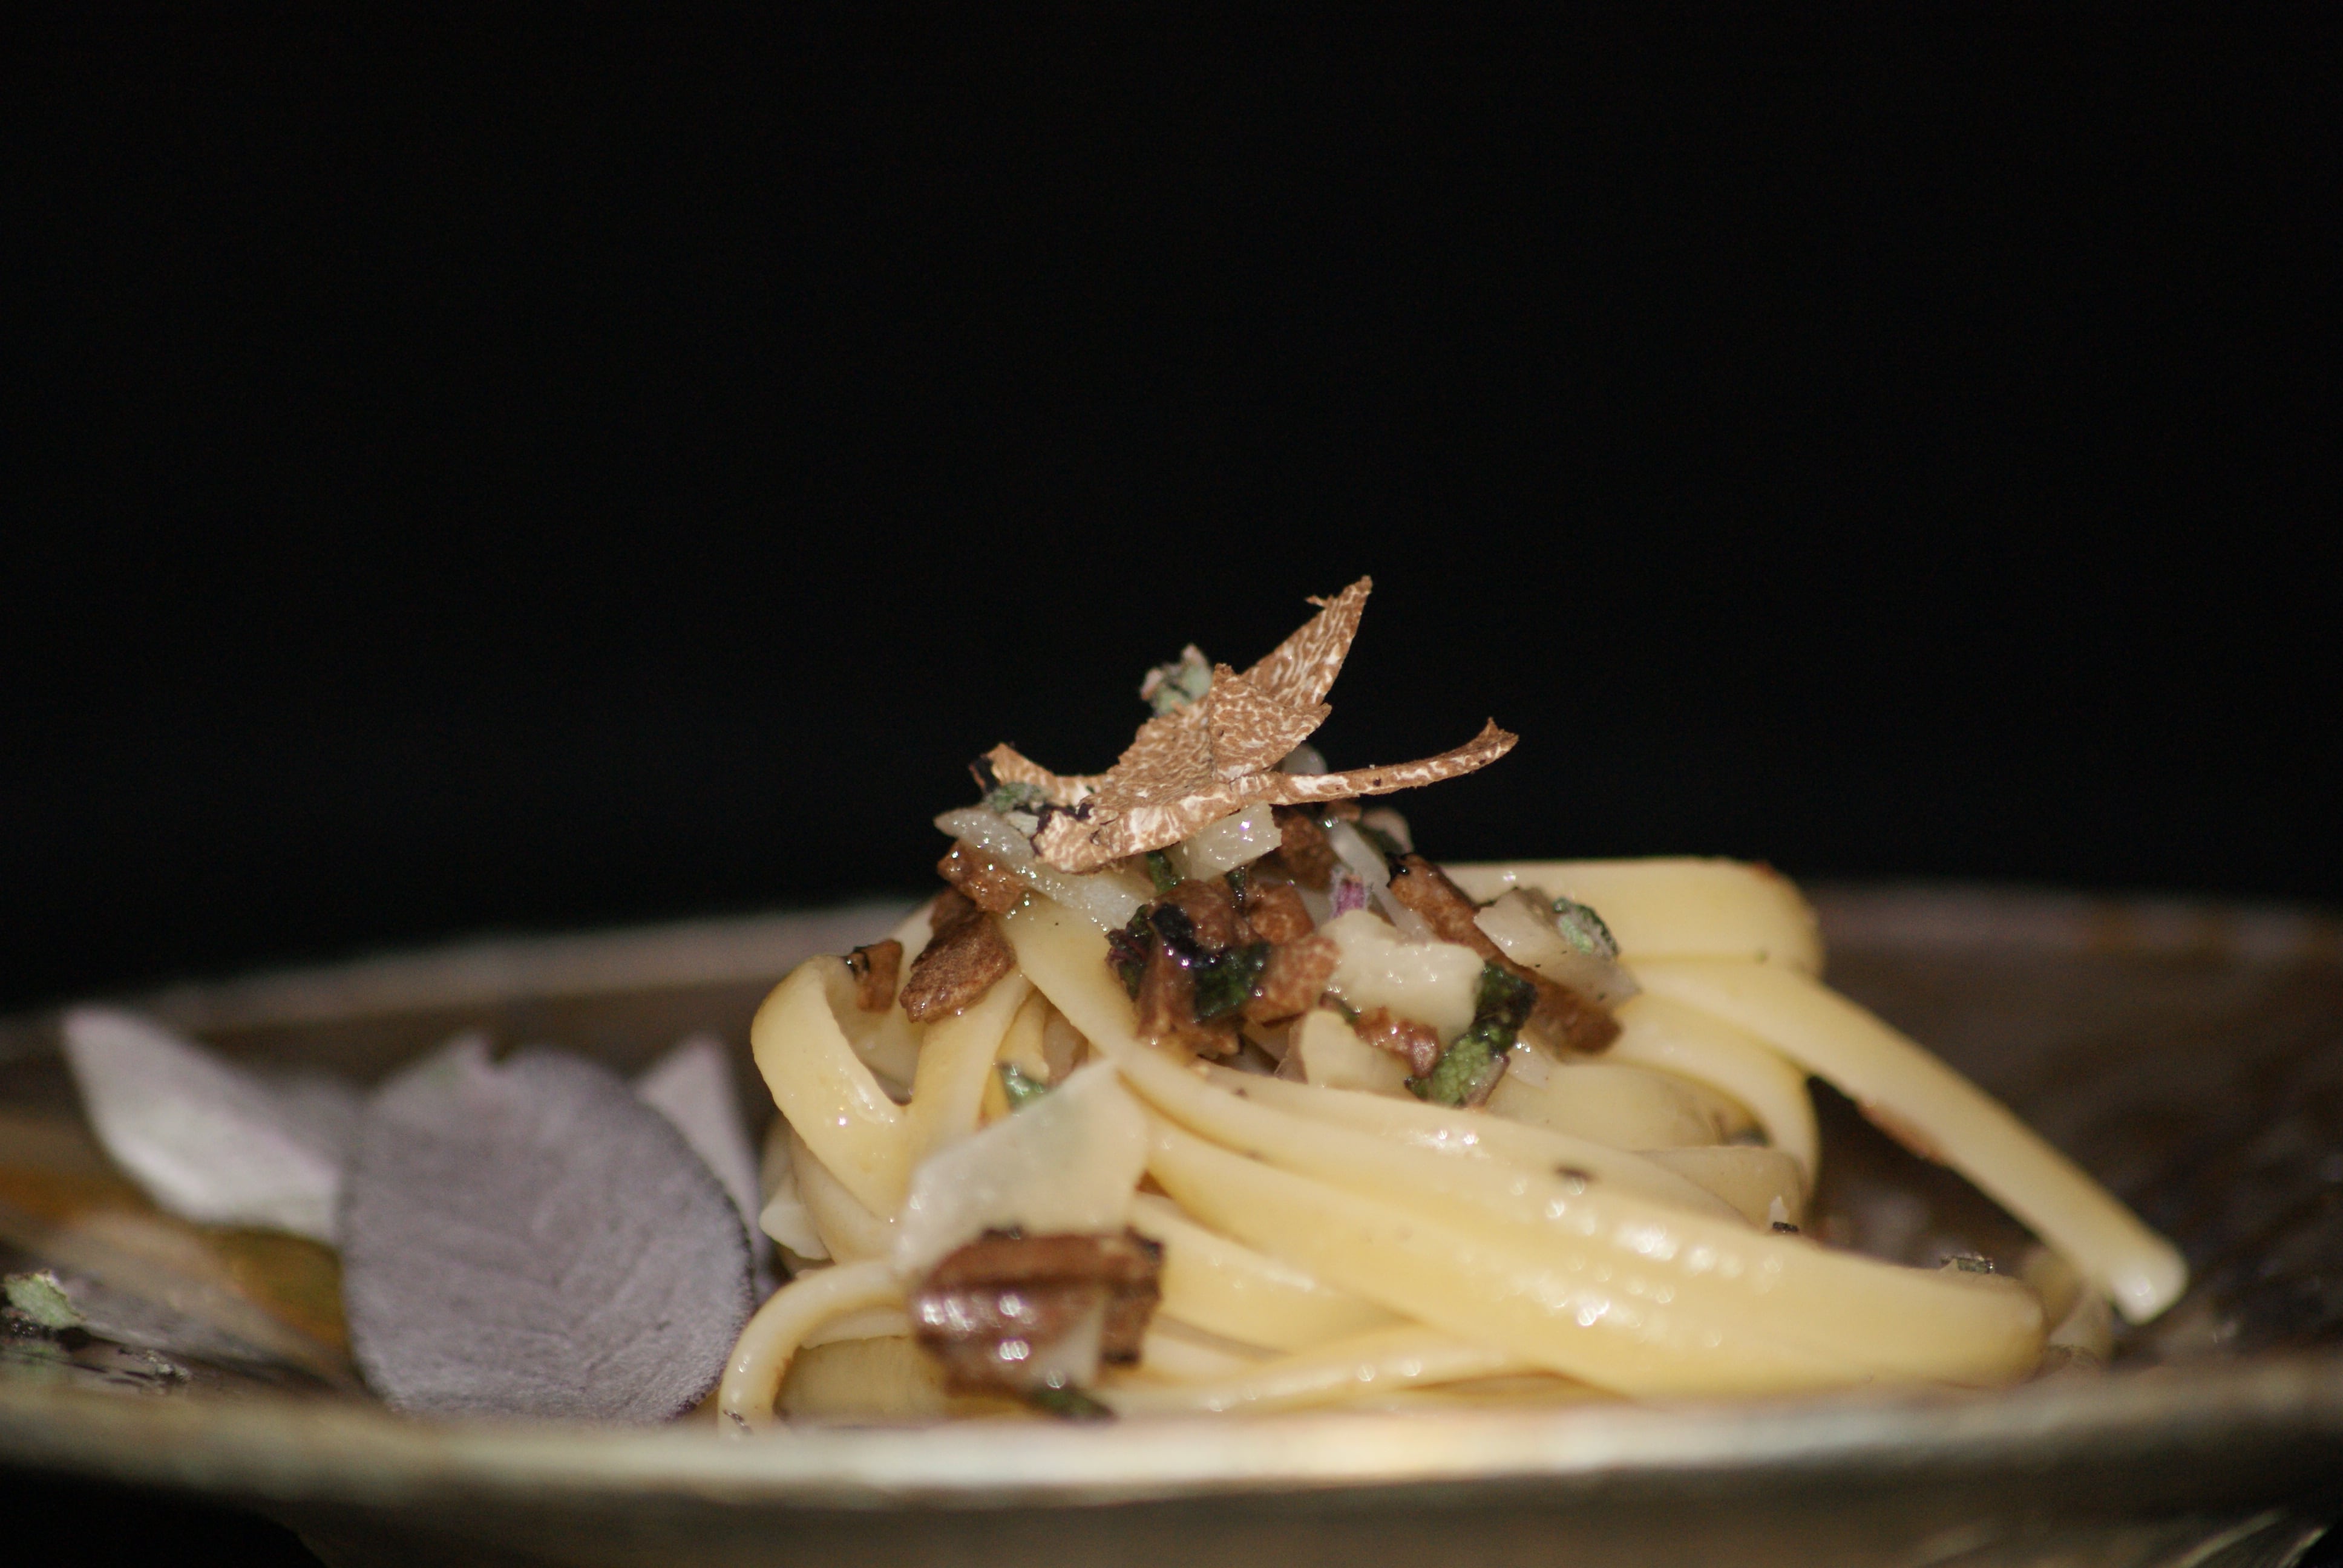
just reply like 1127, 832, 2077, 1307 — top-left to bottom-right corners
1237, 877, 1316, 946
901, 895, 1016, 1022
937, 842, 1026, 915
1527, 979, 1621, 1055
1134, 936, 1240, 1057
1271, 808, 1339, 890
842, 939, 903, 1013
1386, 855, 1620, 1054
910, 1229, 1163, 1399
1158, 876, 1251, 952
1354, 1006, 1445, 1077
1386, 855, 1498, 951
1242, 931, 1339, 1023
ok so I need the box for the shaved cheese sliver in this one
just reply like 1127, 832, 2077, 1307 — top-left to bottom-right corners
891, 1059, 1148, 1279
1320, 909, 1482, 1042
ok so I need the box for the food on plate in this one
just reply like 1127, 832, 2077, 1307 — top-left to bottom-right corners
721, 580, 2186, 1430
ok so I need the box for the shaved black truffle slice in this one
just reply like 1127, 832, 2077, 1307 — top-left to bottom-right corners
341, 1040, 752, 1423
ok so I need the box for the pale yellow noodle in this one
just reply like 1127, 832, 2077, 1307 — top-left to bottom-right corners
1608, 992, 1821, 1178
789, 1127, 894, 1262
904, 973, 1033, 1163
1637, 1145, 1807, 1228
1006, 898, 2045, 1390
1195, 1065, 1743, 1223
719, 1258, 903, 1434
1103, 1323, 1534, 1416
1631, 958, 2187, 1322
1484, 1058, 1750, 1148
751, 959, 911, 1215
1129, 1191, 1397, 1352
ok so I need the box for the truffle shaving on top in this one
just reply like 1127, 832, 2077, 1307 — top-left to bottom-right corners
983, 578, 1517, 872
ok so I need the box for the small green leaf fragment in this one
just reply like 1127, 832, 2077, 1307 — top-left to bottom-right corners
1408, 1033, 1507, 1107
1145, 851, 1179, 893
1409, 964, 1535, 1106
1106, 911, 1154, 998
1027, 1382, 1114, 1420
1139, 645, 1214, 714
1354, 823, 1407, 861
3, 1270, 82, 1333
1191, 942, 1272, 1023
997, 1063, 1052, 1109
984, 780, 1049, 815
1552, 896, 1620, 959
1473, 962, 1537, 1032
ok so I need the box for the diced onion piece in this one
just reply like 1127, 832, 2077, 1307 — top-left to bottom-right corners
1444, 859, 1824, 973
934, 808, 1151, 929
1288, 1008, 1411, 1096
1169, 803, 1283, 882
1320, 910, 1483, 1042
1325, 821, 1432, 940
891, 1060, 1149, 1279
1473, 889, 1640, 1007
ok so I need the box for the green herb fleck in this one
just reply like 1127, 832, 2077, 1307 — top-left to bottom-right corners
1407, 964, 1536, 1106
1354, 823, 1407, 861
1408, 1033, 1507, 1107
1224, 865, 1249, 901
1106, 910, 1154, 998
1473, 962, 1538, 1031
1191, 942, 1272, 1022
1145, 850, 1179, 893
2, 1271, 81, 1334
984, 780, 1049, 815
1027, 1382, 1115, 1420
997, 1063, 1051, 1109
1552, 896, 1620, 959
1140, 645, 1214, 715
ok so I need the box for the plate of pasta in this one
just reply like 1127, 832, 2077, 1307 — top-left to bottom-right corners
4, 581, 2341, 1568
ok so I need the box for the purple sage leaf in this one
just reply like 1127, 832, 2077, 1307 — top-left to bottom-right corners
62, 1007, 360, 1243
634, 1036, 763, 1249
341, 1038, 751, 1423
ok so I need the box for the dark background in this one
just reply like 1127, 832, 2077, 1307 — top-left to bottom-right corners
10, 18, 2341, 1023
5, 16, 2341, 1559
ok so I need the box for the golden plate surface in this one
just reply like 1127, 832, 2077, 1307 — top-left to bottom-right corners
4, 886, 2341, 1568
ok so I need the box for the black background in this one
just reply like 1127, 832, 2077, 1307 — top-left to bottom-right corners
7, 14, 2341, 1561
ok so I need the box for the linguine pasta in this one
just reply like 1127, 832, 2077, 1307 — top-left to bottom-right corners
717, 584, 2183, 1431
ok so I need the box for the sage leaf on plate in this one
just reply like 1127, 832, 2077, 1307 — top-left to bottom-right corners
62, 1007, 361, 1244
634, 1035, 764, 1252
341, 1037, 752, 1422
